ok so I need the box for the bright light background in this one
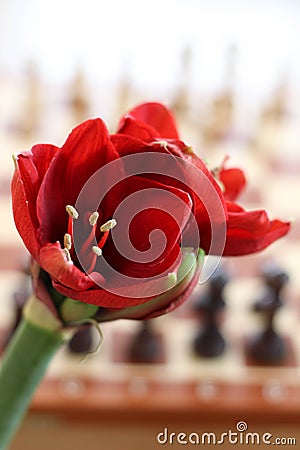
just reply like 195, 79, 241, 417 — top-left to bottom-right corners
1, 0, 300, 101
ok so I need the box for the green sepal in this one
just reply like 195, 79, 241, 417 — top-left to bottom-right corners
60, 298, 99, 323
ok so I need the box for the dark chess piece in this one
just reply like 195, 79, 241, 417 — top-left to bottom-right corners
247, 265, 289, 364
3, 290, 27, 350
193, 269, 229, 358
3, 264, 30, 350
128, 321, 163, 364
68, 326, 94, 354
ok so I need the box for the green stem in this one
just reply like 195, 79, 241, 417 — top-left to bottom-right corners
0, 318, 64, 450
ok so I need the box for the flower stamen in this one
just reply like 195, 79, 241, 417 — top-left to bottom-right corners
97, 219, 117, 250
97, 232, 109, 249
66, 205, 79, 238
100, 219, 117, 232
89, 211, 99, 226
92, 246, 102, 256
87, 246, 103, 273
66, 205, 79, 220
64, 233, 72, 250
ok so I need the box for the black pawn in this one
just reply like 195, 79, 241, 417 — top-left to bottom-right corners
4, 265, 30, 349
68, 326, 94, 354
3, 290, 27, 350
128, 321, 163, 363
193, 270, 228, 358
247, 265, 289, 364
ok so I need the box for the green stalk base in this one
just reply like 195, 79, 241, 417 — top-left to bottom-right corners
0, 318, 64, 450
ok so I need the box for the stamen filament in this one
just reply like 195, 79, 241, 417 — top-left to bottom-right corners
80, 212, 100, 257
96, 218, 117, 250
66, 205, 79, 238
87, 246, 103, 273
97, 231, 109, 249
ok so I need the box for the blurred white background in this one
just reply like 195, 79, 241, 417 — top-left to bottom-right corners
1, 0, 300, 103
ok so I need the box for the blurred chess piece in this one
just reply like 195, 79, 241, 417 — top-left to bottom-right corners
68, 325, 94, 355
246, 264, 289, 364
20, 60, 42, 139
171, 45, 192, 118
202, 45, 237, 146
260, 73, 289, 125
115, 64, 133, 119
127, 321, 164, 364
3, 264, 30, 349
193, 269, 229, 358
68, 67, 90, 125
255, 73, 300, 169
255, 73, 289, 154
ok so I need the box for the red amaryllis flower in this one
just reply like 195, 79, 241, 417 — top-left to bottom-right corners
11, 102, 290, 321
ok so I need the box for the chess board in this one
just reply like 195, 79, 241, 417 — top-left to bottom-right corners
0, 266, 300, 423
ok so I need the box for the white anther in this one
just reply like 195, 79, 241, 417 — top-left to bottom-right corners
100, 219, 117, 232
92, 246, 102, 256
66, 205, 79, 219
64, 233, 72, 250
89, 211, 99, 226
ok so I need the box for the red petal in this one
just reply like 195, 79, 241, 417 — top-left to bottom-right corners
170, 150, 227, 253
103, 241, 182, 281
219, 167, 246, 201
111, 134, 227, 254
117, 102, 179, 139
39, 242, 97, 290
52, 280, 159, 308
226, 201, 245, 213
92, 132, 227, 256
102, 174, 192, 270
223, 203, 291, 255
16, 144, 58, 205
11, 144, 59, 257
116, 116, 160, 141
11, 170, 40, 260
184, 152, 227, 232
36, 119, 120, 244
